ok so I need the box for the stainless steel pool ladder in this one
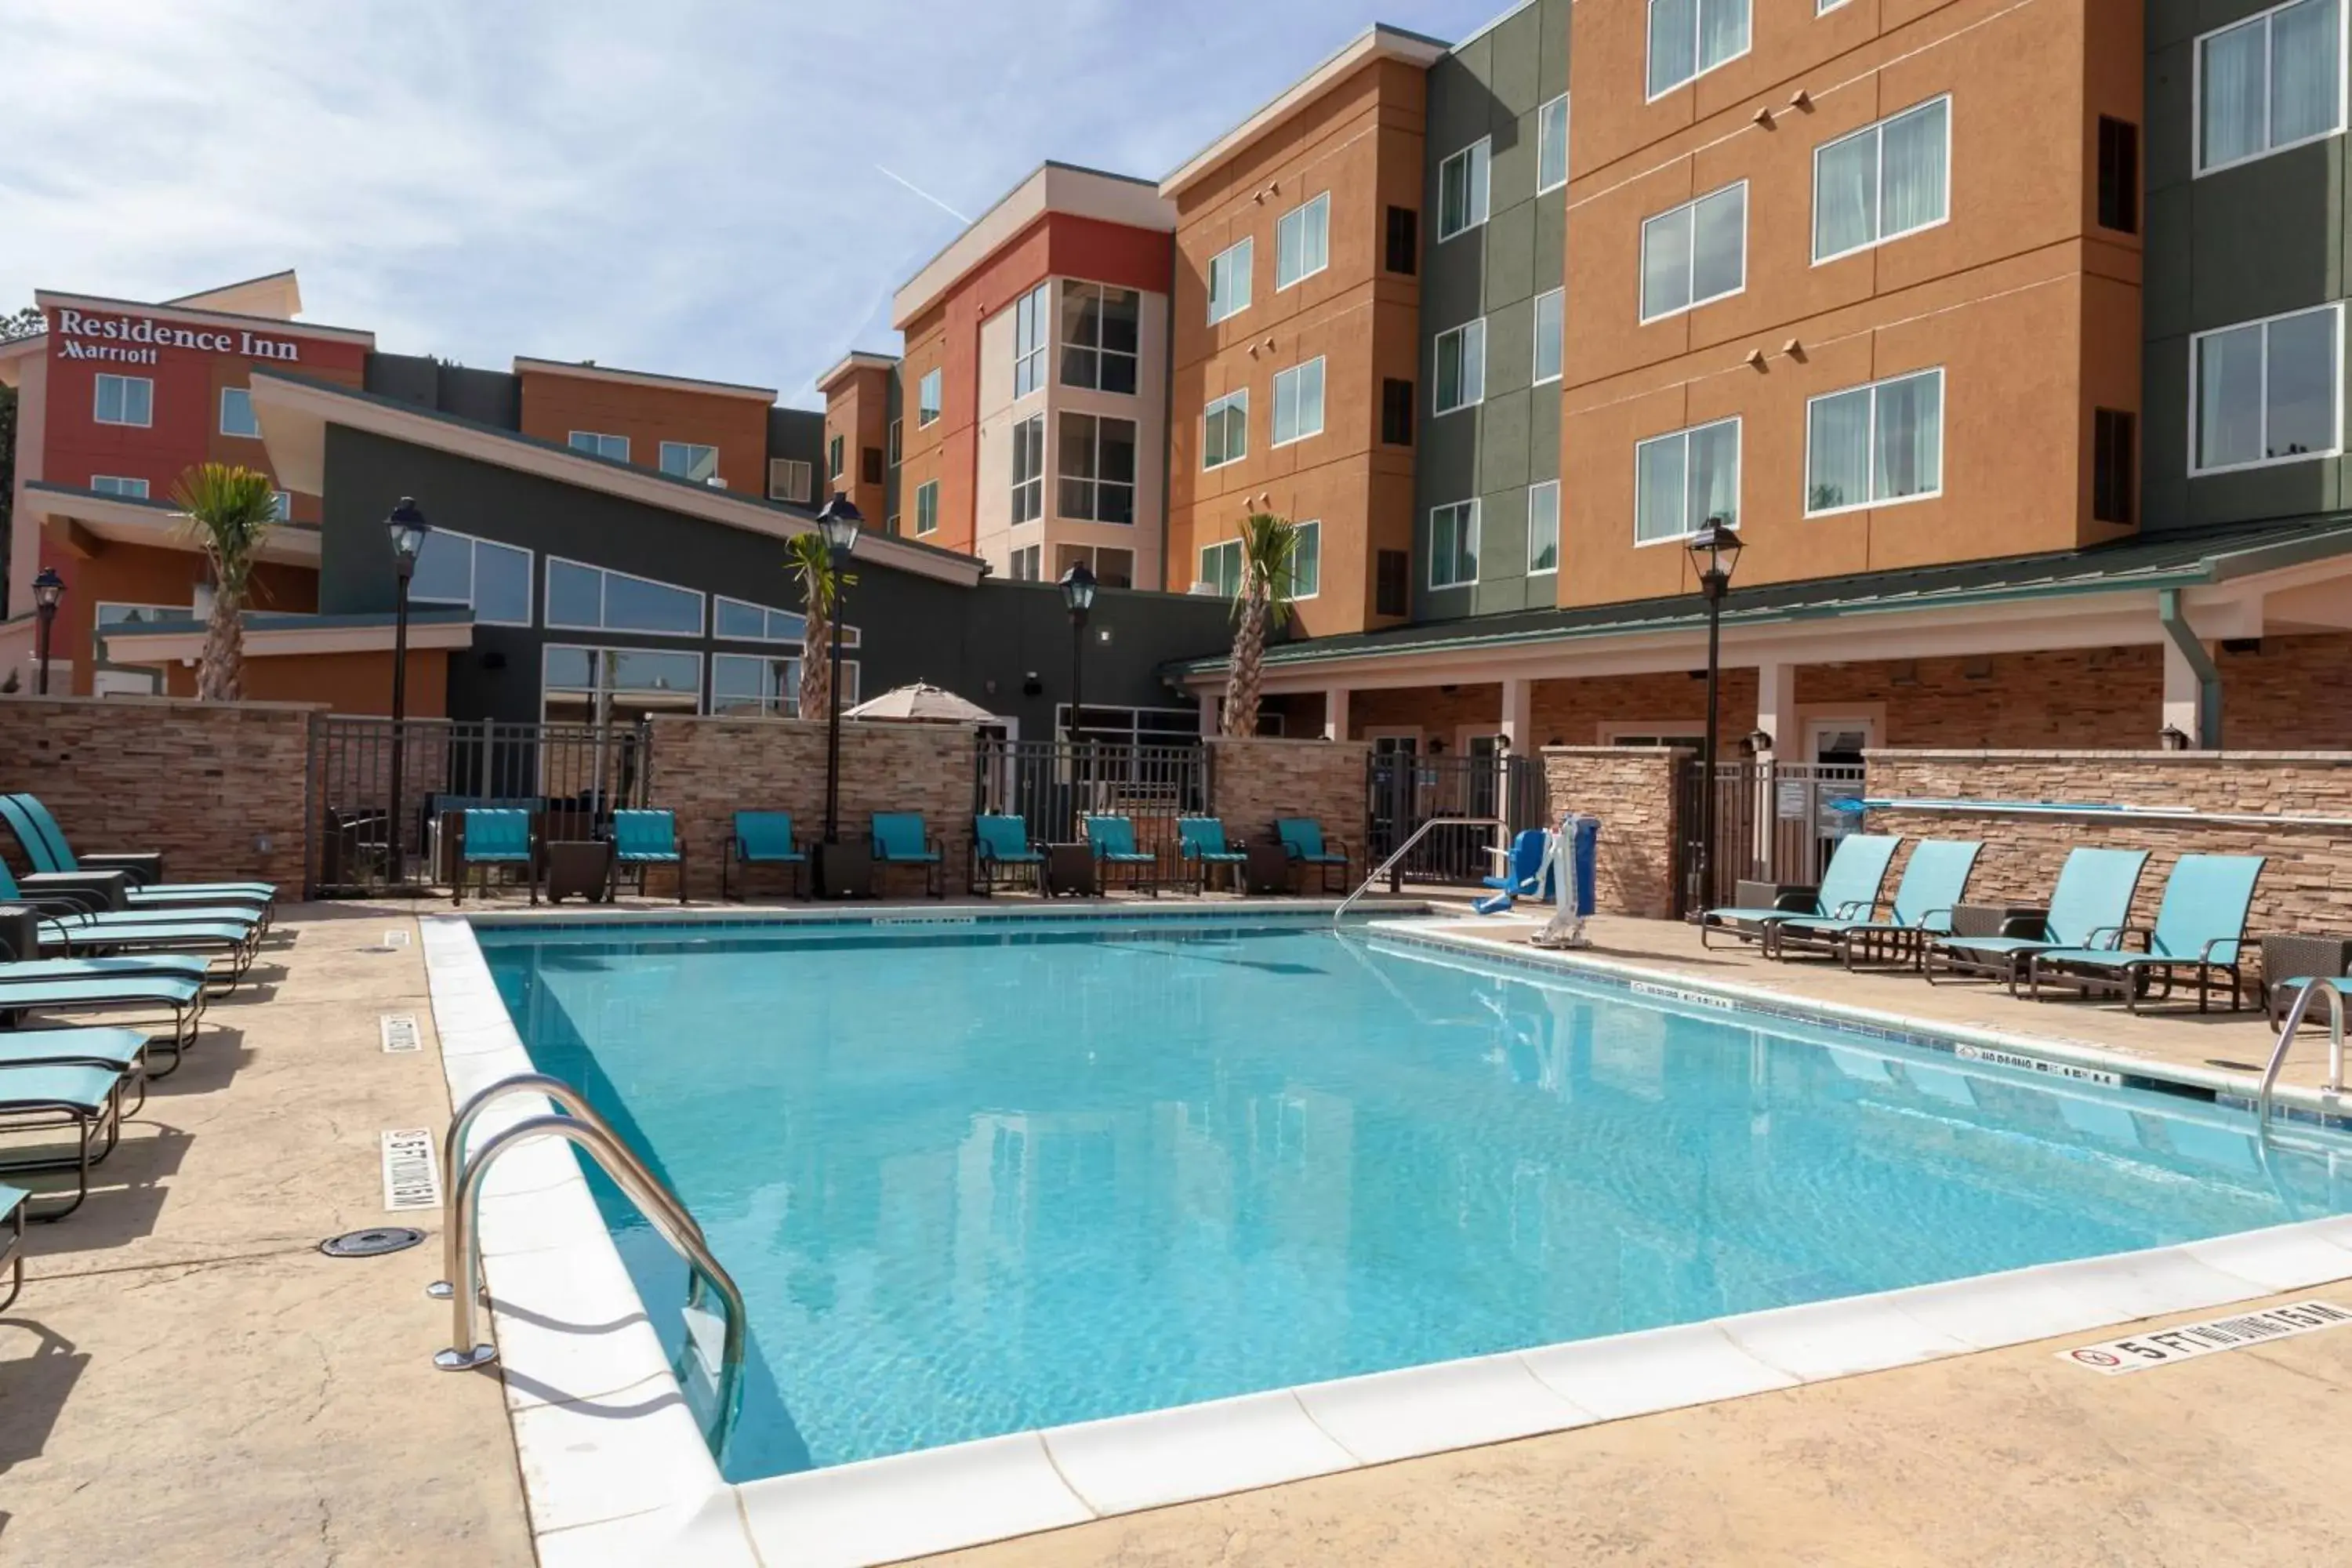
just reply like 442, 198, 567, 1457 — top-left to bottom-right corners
2256, 978, 2348, 1129
427, 1073, 746, 1447
1333, 815, 1501, 922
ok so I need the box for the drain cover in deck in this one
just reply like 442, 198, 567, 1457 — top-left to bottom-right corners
319, 1226, 426, 1258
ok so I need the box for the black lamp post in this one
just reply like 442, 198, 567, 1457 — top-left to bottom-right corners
1686, 517, 1743, 913
385, 498, 430, 891
813, 492, 869, 897
1058, 561, 1096, 743
31, 568, 65, 696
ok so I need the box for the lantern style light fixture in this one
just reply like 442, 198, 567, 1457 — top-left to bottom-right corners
1685, 517, 1742, 913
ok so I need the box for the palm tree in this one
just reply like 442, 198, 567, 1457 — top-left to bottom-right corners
172, 463, 280, 701
1220, 512, 1301, 739
786, 532, 855, 720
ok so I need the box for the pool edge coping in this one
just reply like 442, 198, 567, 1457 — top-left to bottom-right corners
419, 906, 2352, 1568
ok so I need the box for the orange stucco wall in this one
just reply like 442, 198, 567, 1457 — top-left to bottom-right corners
517, 368, 772, 498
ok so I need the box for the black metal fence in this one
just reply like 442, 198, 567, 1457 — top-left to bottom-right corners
1674, 759, 1867, 914
1366, 752, 1547, 885
308, 717, 655, 895
974, 739, 1209, 866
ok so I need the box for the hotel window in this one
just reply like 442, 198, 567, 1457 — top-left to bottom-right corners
1013, 282, 1051, 397
1010, 412, 1046, 522
713, 597, 815, 643
1429, 500, 1480, 588
1635, 417, 1740, 544
917, 367, 943, 426
1375, 550, 1410, 615
1642, 182, 1747, 321
1438, 139, 1490, 240
412, 528, 534, 626
1010, 544, 1043, 581
543, 646, 705, 724
1532, 289, 1565, 384
2197, 0, 2344, 175
1291, 521, 1322, 600
1381, 378, 1416, 446
660, 441, 720, 485
1272, 358, 1326, 446
915, 478, 941, 535
1385, 206, 1418, 275
1203, 389, 1248, 468
1198, 537, 1243, 597
1537, 95, 1571, 194
1648, 0, 1750, 98
1276, 193, 1330, 290
2191, 303, 2343, 473
768, 458, 813, 504
546, 557, 704, 637
887, 419, 902, 466
1527, 481, 1560, 574
93, 373, 152, 427
270, 490, 292, 521
1058, 413, 1137, 524
1434, 319, 1486, 414
568, 430, 629, 462
1817, 0, 1850, 11
828, 434, 844, 480
90, 475, 150, 499
710, 653, 796, 717
1207, 238, 1254, 325
1061, 282, 1141, 394
2093, 409, 2136, 525
1056, 543, 1136, 590
220, 387, 260, 438
1806, 368, 1944, 514
2098, 118, 2140, 233
860, 446, 884, 485
1814, 96, 1950, 263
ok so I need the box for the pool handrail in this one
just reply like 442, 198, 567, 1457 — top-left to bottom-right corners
2257, 977, 2349, 1129
1334, 815, 1501, 923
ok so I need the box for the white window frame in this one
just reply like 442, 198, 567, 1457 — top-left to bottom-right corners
713, 596, 801, 644
1532, 289, 1566, 386
1291, 520, 1322, 601
915, 477, 942, 535
568, 430, 630, 462
887, 419, 902, 466
1434, 318, 1486, 415
1428, 499, 1481, 589
1056, 412, 1138, 524
543, 554, 706, 638
1058, 281, 1142, 393
219, 386, 260, 439
1272, 358, 1327, 448
1207, 238, 1254, 325
1010, 543, 1043, 582
89, 474, 150, 499
93, 373, 152, 428
1802, 367, 1947, 517
1633, 417, 1743, 547
659, 441, 720, 485
408, 527, 536, 628
543, 644, 707, 718
1537, 94, 1571, 194
768, 457, 812, 504
1527, 480, 1560, 575
1647, 0, 1753, 102
1010, 412, 1046, 522
1276, 193, 1331, 291
916, 367, 943, 426
2187, 302, 2347, 475
827, 433, 844, 480
1012, 282, 1051, 398
1812, 95, 1953, 265
1203, 389, 1249, 469
1640, 181, 1748, 323
1817, 0, 1851, 11
1438, 138, 1492, 241
1199, 537, 1243, 597
2193, 0, 2350, 177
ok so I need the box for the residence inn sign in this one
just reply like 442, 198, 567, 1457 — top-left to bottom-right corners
49, 306, 303, 365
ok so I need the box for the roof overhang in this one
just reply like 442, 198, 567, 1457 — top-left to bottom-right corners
245, 371, 985, 587
511, 356, 779, 402
891, 162, 1176, 330
33, 289, 375, 348
102, 611, 474, 664
815, 351, 902, 395
22, 481, 322, 566
1159, 25, 1450, 200
167, 269, 303, 320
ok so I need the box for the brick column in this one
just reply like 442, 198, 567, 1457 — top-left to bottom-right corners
1541, 745, 1690, 919
1207, 736, 1372, 858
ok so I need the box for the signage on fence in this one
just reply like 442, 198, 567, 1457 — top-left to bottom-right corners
1775, 780, 1809, 820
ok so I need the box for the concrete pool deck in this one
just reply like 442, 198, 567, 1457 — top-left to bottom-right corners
5, 894, 2350, 1566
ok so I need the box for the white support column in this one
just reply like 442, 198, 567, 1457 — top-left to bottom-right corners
2161, 635, 2207, 746
1322, 686, 1352, 741
1197, 689, 1218, 735
1498, 676, 1533, 752
1754, 660, 1797, 758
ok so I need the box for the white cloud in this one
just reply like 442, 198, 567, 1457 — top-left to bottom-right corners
1, 0, 1496, 405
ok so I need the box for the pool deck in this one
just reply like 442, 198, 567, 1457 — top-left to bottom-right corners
5, 893, 2350, 1566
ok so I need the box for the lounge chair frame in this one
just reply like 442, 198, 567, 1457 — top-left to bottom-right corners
724, 812, 809, 901
1176, 818, 1248, 895
870, 815, 947, 898
1083, 815, 1160, 898
0, 1184, 22, 1308
971, 816, 1045, 897
0, 1068, 129, 1221
609, 810, 688, 904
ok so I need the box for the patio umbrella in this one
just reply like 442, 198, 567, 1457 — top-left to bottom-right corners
842, 681, 997, 724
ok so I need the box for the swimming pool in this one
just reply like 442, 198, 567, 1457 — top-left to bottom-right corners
474, 913, 2352, 1485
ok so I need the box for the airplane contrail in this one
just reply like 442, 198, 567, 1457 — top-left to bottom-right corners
875, 165, 971, 225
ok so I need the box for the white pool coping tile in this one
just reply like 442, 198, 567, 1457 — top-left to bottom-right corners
420, 908, 2352, 1568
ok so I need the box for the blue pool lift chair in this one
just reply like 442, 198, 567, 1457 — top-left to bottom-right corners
1483, 829, 1555, 899
453, 809, 537, 907
726, 811, 809, 900
971, 815, 1046, 896
870, 813, 946, 898
2026, 853, 2265, 1013
1699, 833, 1904, 953
1176, 817, 1250, 895
1083, 815, 1160, 897
1770, 839, 1984, 971
1925, 846, 2151, 996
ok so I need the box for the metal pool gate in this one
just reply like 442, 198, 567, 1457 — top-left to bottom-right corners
1674, 760, 1867, 915
973, 739, 1209, 862
307, 717, 654, 895
1366, 751, 1546, 885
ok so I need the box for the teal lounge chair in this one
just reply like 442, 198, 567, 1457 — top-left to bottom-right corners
1275, 818, 1350, 894
1772, 840, 1983, 971
727, 811, 808, 900
1925, 846, 2151, 995
454, 809, 536, 907
610, 810, 686, 904
0, 1027, 156, 1114
971, 815, 1044, 896
1177, 818, 1249, 895
2, 858, 262, 985
0, 1062, 131, 1221
1083, 815, 1160, 897
0, 1183, 23, 1305
0, 960, 207, 1070
870, 813, 946, 898
2027, 853, 2265, 1013
2, 794, 275, 921
1699, 833, 1903, 953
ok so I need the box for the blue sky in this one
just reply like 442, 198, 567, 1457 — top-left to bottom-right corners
5, 0, 1508, 407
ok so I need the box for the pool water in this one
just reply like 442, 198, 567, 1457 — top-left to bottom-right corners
478, 916, 2352, 1480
